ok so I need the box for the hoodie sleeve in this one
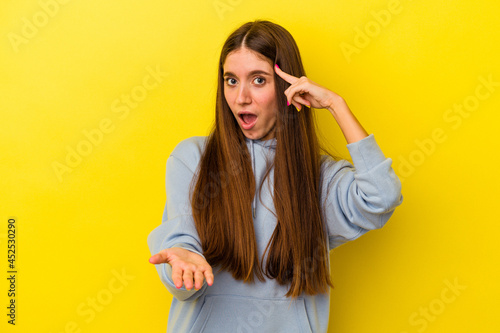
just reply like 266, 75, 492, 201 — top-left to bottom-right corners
320, 134, 403, 250
147, 141, 208, 301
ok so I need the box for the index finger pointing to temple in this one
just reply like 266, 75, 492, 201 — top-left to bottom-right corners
274, 64, 298, 84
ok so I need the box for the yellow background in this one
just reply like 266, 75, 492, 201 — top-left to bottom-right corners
1, 0, 498, 332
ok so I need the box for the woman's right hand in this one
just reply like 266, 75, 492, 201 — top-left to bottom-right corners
149, 247, 214, 290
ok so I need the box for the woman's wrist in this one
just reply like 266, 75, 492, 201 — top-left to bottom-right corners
326, 94, 349, 117
326, 95, 368, 144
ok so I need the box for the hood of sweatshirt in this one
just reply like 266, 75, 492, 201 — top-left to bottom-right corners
244, 136, 277, 219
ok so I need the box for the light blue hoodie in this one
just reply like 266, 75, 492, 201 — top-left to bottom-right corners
147, 133, 403, 333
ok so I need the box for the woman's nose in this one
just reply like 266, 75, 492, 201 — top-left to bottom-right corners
236, 84, 251, 104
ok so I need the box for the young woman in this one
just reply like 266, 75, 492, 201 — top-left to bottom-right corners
148, 19, 403, 333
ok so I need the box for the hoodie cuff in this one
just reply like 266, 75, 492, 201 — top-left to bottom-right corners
346, 134, 387, 173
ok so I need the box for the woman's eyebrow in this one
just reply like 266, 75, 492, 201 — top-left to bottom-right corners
223, 70, 272, 77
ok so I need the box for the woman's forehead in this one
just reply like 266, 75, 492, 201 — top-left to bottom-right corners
224, 47, 272, 69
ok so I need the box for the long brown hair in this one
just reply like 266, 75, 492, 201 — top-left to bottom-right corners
189, 19, 337, 298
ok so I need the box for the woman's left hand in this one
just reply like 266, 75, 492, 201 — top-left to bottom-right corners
274, 63, 369, 143
274, 64, 340, 112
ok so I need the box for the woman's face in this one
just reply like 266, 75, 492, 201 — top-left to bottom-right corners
223, 47, 278, 141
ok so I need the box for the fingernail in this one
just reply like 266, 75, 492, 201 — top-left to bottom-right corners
286, 100, 290, 106
275, 64, 279, 69
295, 105, 301, 112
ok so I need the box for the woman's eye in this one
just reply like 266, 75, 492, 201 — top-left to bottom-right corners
254, 77, 265, 85
225, 77, 265, 86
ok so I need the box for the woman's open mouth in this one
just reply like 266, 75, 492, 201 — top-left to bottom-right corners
239, 113, 257, 130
